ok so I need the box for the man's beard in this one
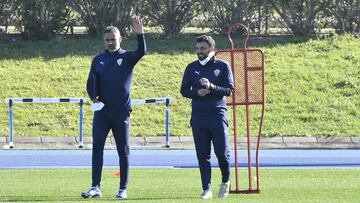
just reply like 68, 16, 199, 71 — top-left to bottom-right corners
197, 52, 209, 60
108, 45, 116, 50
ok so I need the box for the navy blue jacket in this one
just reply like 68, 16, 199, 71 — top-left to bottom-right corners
86, 34, 146, 115
180, 57, 234, 118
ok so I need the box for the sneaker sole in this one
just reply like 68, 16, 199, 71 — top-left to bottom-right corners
81, 193, 102, 198
200, 195, 212, 199
218, 194, 229, 198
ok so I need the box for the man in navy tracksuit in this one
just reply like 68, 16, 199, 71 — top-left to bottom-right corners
82, 16, 146, 200
180, 35, 234, 199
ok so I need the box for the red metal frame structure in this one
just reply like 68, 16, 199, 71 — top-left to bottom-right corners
216, 23, 265, 194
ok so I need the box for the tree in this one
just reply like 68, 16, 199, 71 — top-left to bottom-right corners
140, 0, 202, 38
0, 0, 19, 33
259, 0, 272, 34
69, 0, 138, 37
17, 0, 70, 40
207, 0, 259, 34
330, 0, 360, 34
269, 0, 331, 36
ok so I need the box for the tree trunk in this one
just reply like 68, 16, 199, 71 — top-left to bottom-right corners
264, 0, 269, 35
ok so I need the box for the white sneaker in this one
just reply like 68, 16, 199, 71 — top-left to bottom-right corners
81, 186, 102, 198
218, 181, 230, 198
116, 189, 128, 200
200, 189, 212, 199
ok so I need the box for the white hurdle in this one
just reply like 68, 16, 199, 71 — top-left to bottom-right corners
5, 98, 86, 148
131, 97, 172, 147
5, 97, 172, 149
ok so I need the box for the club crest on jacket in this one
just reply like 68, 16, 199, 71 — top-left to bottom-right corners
214, 69, 220, 77
117, 58, 123, 66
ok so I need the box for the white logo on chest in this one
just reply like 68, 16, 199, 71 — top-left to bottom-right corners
214, 69, 220, 77
117, 58, 123, 66
195, 71, 200, 75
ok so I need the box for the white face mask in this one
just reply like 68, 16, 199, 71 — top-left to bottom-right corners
199, 51, 215, 66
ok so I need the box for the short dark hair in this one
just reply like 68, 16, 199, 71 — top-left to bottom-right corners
196, 35, 215, 49
103, 26, 121, 38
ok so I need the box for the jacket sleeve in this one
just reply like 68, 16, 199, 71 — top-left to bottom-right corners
127, 34, 147, 66
86, 59, 98, 101
210, 64, 234, 96
180, 65, 200, 99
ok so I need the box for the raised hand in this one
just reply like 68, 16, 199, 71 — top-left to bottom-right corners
131, 16, 144, 34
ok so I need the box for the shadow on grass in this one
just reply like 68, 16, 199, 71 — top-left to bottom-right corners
0, 33, 311, 61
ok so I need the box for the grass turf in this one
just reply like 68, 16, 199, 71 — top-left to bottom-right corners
0, 34, 359, 137
0, 168, 359, 202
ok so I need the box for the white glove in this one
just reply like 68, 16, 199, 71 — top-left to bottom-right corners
91, 102, 104, 111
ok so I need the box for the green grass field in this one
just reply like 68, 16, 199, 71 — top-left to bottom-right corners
0, 34, 359, 137
1, 168, 359, 202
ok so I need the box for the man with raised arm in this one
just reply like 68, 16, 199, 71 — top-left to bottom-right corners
82, 16, 146, 200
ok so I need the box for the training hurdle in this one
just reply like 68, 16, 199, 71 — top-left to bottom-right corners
131, 97, 172, 147
5, 98, 86, 148
5, 97, 172, 149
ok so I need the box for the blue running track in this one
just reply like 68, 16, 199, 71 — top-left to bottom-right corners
0, 150, 359, 169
